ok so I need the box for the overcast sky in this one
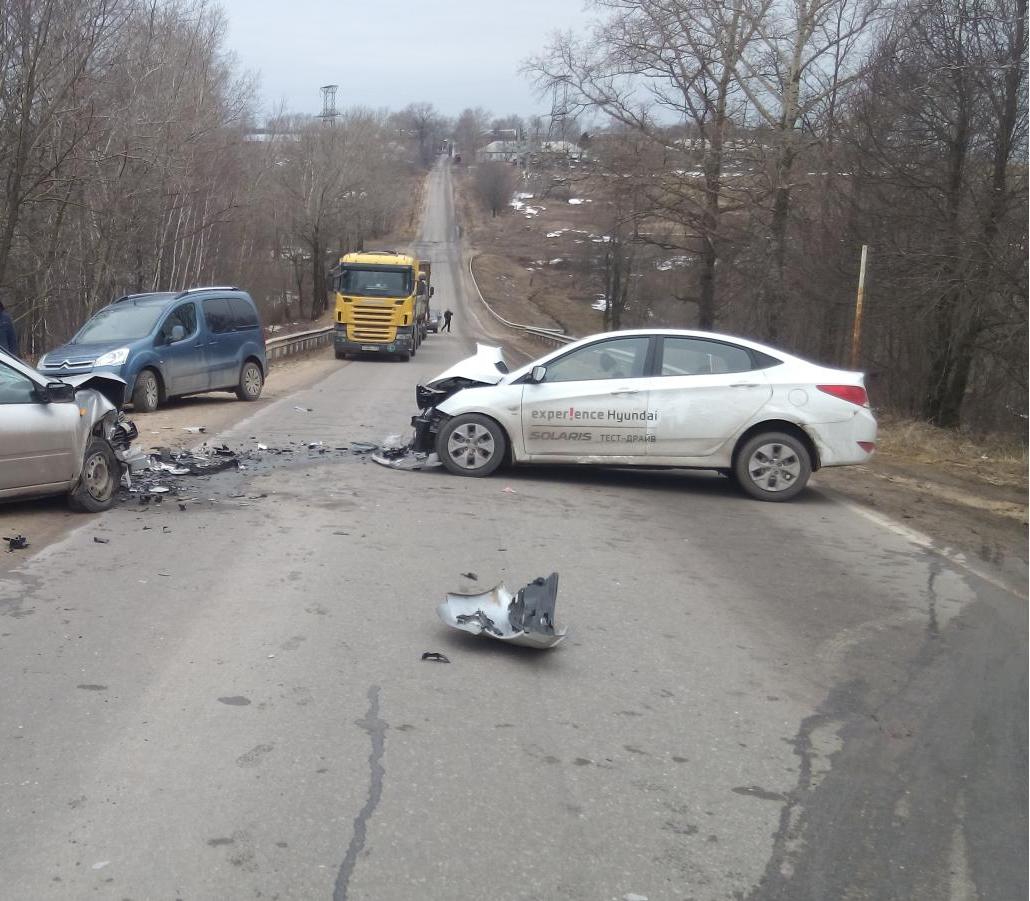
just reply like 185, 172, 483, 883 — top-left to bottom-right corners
217, 0, 591, 120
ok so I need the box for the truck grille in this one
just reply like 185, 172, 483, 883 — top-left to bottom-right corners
351, 305, 395, 341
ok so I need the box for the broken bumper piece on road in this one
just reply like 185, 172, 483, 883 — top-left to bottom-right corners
371, 433, 442, 470
437, 572, 567, 649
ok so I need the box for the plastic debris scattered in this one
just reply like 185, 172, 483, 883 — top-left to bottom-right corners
460, 572, 478, 581
183, 426, 206, 434
293, 405, 312, 413
93, 537, 110, 544
437, 573, 567, 649
3, 534, 29, 552
421, 651, 451, 663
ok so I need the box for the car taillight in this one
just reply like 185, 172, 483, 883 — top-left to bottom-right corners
817, 384, 869, 407
857, 441, 876, 453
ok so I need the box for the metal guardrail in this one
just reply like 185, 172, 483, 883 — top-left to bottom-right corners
265, 325, 334, 361
467, 256, 576, 348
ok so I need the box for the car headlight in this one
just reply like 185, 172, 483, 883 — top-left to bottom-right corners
95, 347, 130, 367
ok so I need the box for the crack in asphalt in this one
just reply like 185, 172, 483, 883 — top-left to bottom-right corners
334, 684, 386, 901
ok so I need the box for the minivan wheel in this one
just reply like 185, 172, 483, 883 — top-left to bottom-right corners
131, 369, 160, 412
236, 360, 263, 401
734, 431, 812, 501
436, 414, 508, 477
69, 438, 120, 512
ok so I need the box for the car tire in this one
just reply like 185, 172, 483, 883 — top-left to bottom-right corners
335, 350, 348, 361
131, 369, 160, 412
436, 413, 508, 477
68, 438, 120, 512
235, 360, 263, 401
734, 431, 811, 502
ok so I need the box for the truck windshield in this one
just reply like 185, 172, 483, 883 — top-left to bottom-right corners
73, 305, 165, 343
339, 266, 412, 298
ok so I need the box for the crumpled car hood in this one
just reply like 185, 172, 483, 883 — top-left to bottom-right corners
427, 344, 508, 388
60, 373, 127, 410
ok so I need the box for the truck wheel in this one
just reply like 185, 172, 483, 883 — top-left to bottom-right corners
335, 350, 348, 361
68, 438, 120, 512
131, 369, 160, 412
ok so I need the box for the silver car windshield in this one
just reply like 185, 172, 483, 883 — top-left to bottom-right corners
74, 305, 164, 343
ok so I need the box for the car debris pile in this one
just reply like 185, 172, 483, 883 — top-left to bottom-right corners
371, 433, 442, 471
437, 572, 567, 649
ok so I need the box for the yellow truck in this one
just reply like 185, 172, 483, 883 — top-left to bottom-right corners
329, 251, 432, 361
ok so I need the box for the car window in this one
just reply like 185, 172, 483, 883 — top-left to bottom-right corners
159, 303, 197, 343
202, 298, 233, 334
74, 304, 164, 343
659, 337, 754, 376
228, 298, 259, 330
544, 336, 650, 382
0, 361, 38, 404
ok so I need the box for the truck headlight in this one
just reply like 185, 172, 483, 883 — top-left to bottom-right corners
95, 347, 129, 367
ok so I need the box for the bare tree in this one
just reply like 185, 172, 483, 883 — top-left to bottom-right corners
474, 161, 517, 217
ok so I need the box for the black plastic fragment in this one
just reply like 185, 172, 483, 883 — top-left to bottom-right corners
421, 651, 451, 663
460, 572, 478, 581
93, 537, 110, 544
508, 573, 560, 636
3, 534, 29, 551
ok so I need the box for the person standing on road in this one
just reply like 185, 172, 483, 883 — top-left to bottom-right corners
442, 309, 453, 332
0, 300, 18, 357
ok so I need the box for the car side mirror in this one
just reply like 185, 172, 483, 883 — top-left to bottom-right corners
529, 365, 547, 384
430, 286, 435, 297
38, 381, 75, 403
170, 324, 186, 343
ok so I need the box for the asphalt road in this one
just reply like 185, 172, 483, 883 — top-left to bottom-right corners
1, 161, 1025, 901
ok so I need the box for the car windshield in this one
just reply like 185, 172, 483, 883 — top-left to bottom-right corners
339, 266, 412, 298
73, 304, 164, 343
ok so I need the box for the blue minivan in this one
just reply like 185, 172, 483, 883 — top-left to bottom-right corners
38, 287, 268, 412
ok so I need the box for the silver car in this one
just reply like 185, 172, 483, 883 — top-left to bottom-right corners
0, 348, 136, 511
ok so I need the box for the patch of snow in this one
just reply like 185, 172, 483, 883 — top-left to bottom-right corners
549, 258, 564, 265
568, 198, 585, 205
656, 255, 694, 271
545, 231, 565, 238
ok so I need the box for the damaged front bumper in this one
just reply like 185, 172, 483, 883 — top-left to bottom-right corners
437, 573, 567, 649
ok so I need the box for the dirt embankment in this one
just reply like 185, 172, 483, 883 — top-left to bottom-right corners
452, 164, 1028, 576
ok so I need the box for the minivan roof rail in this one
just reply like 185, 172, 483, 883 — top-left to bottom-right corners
174, 286, 240, 297
364, 250, 399, 255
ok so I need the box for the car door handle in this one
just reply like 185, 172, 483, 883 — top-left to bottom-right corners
612, 388, 640, 395
730, 383, 760, 388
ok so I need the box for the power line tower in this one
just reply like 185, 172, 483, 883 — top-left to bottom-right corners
319, 84, 339, 127
548, 81, 570, 145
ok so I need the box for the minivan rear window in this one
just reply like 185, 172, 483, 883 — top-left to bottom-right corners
228, 298, 259, 330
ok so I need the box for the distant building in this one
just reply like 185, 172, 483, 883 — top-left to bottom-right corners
478, 140, 523, 163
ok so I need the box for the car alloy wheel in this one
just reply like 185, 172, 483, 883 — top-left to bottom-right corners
437, 413, 508, 477
447, 422, 495, 470
734, 431, 812, 501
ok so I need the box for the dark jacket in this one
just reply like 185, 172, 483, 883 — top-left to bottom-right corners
0, 309, 17, 356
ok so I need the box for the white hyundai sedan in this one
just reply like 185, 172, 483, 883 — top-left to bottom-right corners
410, 330, 877, 501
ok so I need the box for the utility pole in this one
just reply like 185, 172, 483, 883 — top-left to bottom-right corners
849, 244, 869, 369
